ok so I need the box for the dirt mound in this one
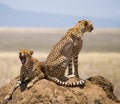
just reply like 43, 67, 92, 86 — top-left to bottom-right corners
0, 76, 119, 104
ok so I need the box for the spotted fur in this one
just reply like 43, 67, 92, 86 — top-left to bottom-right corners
4, 49, 45, 102
46, 20, 94, 78
4, 20, 93, 102
4, 49, 85, 102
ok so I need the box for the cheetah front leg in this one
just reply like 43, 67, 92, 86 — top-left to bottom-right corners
73, 55, 79, 78
59, 38, 74, 77
72, 38, 83, 78
68, 58, 73, 76
4, 70, 26, 103
27, 72, 45, 89
4, 80, 21, 103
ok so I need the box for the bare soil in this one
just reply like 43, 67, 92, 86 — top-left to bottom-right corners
0, 76, 119, 104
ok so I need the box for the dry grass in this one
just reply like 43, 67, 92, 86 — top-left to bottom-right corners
0, 28, 120, 98
0, 28, 120, 52
0, 52, 120, 98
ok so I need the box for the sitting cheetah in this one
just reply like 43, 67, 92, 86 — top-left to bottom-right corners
4, 49, 85, 102
46, 20, 93, 78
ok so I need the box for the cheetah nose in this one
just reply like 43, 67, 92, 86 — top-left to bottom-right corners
21, 53, 24, 56
91, 27, 94, 30
90, 27, 94, 32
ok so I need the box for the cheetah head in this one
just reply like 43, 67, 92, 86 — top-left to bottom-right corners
19, 49, 33, 64
77, 20, 94, 33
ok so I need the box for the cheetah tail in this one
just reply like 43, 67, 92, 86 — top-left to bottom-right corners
48, 76, 85, 87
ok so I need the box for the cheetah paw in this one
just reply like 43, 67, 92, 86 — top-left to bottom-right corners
27, 83, 33, 89
3, 94, 12, 103
67, 74, 75, 78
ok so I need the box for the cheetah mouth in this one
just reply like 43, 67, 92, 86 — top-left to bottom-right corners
19, 55, 26, 64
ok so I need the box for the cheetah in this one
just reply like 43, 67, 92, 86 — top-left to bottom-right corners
4, 49, 44, 103
4, 49, 85, 102
46, 20, 94, 79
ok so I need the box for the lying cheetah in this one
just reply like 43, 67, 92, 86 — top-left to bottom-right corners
4, 49, 85, 102
4, 49, 44, 102
46, 20, 93, 78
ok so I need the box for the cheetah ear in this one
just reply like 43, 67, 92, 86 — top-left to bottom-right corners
30, 51, 34, 55
84, 21, 88, 27
78, 21, 81, 23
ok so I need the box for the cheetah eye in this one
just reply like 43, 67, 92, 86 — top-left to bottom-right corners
19, 52, 25, 56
